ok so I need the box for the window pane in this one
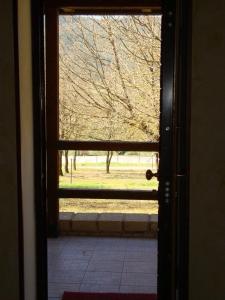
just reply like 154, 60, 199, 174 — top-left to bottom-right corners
59, 15, 161, 142
58, 150, 159, 190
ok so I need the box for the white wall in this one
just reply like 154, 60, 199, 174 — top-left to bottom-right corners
18, 0, 36, 299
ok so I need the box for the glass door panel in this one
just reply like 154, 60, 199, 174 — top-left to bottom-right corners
57, 13, 161, 198
59, 15, 161, 143
59, 150, 159, 190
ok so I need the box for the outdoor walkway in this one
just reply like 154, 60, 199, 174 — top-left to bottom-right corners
48, 237, 157, 299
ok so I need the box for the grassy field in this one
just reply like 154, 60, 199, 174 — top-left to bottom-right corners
59, 171, 158, 190
59, 198, 158, 214
59, 159, 158, 214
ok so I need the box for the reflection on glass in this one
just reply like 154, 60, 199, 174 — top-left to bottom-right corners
58, 151, 159, 190
59, 15, 161, 141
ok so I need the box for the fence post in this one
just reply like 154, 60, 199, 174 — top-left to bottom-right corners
70, 158, 73, 184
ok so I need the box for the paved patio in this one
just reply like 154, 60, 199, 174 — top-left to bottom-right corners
48, 237, 157, 300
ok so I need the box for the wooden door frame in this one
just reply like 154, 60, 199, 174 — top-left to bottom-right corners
31, 1, 191, 300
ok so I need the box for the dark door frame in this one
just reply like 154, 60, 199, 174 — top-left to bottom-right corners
31, 1, 191, 300
45, 1, 162, 238
31, 1, 48, 299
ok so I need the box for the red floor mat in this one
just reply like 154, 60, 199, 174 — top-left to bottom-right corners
62, 292, 157, 300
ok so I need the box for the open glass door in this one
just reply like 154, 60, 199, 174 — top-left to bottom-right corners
45, 1, 176, 299
46, 5, 161, 235
57, 13, 161, 206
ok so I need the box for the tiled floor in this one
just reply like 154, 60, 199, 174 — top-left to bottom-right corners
48, 237, 157, 300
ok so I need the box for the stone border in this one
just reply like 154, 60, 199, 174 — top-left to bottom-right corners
59, 212, 158, 238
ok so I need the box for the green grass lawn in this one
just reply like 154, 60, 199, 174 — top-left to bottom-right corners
59, 175, 158, 189
59, 164, 158, 190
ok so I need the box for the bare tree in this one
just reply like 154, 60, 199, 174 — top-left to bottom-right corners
59, 15, 161, 173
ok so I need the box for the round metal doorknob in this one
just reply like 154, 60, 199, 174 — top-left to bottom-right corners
146, 169, 158, 180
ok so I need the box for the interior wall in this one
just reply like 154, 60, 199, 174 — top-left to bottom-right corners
189, 0, 225, 299
1, 1, 225, 300
0, 1, 21, 300
17, 0, 36, 299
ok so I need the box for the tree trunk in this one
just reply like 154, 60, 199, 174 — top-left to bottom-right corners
65, 150, 69, 173
155, 152, 159, 170
106, 151, 113, 174
59, 150, 63, 176
73, 150, 77, 170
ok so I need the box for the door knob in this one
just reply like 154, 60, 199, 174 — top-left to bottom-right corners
146, 169, 158, 180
